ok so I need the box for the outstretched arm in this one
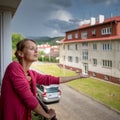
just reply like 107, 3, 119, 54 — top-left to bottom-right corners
60, 74, 89, 83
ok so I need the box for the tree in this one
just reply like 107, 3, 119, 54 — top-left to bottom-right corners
12, 33, 24, 60
12, 33, 24, 50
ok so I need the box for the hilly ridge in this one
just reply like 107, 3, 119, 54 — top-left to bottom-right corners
28, 36, 64, 45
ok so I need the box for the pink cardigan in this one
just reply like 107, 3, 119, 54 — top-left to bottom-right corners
0, 61, 59, 120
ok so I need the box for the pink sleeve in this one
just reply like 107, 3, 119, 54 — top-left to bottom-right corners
34, 71, 60, 85
8, 62, 38, 110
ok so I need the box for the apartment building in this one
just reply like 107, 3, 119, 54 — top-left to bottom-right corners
37, 43, 59, 58
59, 15, 120, 84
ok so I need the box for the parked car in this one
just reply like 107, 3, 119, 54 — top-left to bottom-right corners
36, 84, 61, 103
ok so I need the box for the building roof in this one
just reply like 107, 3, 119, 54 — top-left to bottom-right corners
37, 44, 51, 49
66, 15, 120, 33
60, 15, 120, 44
59, 35, 120, 44
81, 16, 120, 29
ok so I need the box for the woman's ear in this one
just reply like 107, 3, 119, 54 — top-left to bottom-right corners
18, 51, 24, 58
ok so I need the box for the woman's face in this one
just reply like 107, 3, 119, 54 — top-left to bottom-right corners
21, 41, 38, 62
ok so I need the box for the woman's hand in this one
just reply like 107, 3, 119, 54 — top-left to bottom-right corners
47, 108, 56, 120
60, 73, 89, 83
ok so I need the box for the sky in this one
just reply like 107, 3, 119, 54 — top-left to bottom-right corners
12, 0, 120, 38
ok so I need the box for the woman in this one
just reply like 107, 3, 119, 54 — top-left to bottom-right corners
0, 39, 87, 120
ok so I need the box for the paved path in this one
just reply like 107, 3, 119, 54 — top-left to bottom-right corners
48, 84, 120, 120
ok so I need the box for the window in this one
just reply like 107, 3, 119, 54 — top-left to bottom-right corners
104, 75, 109, 80
93, 43, 97, 50
82, 50, 88, 60
93, 72, 96, 77
93, 59, 97, 66
82, 42, 88, 47
75, 44, 78, 50
75, 33, 78, 39
101, 27, 112, 35
68, 56, 72, 62
63, 45, 65, 50
103, 60, 112, 68
92, 29, 96, 36
37, 84, 44, 92
63, 56, 65, 61
75, 57, 79, 63
68, 44, 73, 50
103, 43, 112, 50
67, 34, 72, 40
81, 32, 87, 39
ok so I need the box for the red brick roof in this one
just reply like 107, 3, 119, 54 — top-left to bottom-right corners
104, 16, 120, 22
61, 16, 120, 44
60, 35, 120, 44
66, 16, 120, 31
37, 44, 51, 49
80, 16, 120, 29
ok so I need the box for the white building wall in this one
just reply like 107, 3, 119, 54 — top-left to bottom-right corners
112, 41, 120, 77
89, 41, 111, 75
89, 41, 120, 78
59, 40, 120, 78
60, 43, 82, 69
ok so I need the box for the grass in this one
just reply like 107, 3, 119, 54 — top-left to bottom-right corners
32, 112, 44, 120
31, 62, 120, 112
67, 78, 120, 111
31, 62, 76, 77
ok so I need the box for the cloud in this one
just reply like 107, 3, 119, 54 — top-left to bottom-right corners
45, 18, 80, 35
49, 10, 73, 22
86, 0, 118, 6
46, 0, 74, 7
12, 0, 77, 37
12, 0, 120, 37
105, 0, 118, 6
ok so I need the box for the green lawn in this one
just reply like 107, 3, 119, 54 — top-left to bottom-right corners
31, 63, 76, 77
67, 78, 120, 111
31, 62, 120, 113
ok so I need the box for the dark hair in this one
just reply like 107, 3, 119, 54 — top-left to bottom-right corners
15, 38, 36, 61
